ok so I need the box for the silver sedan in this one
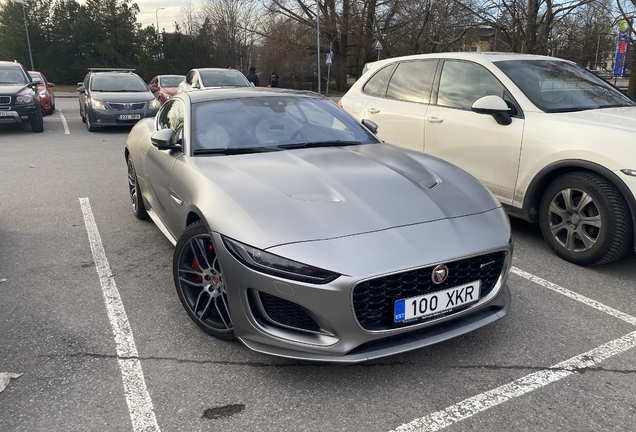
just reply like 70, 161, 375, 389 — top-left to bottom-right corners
124, 87, 513, 363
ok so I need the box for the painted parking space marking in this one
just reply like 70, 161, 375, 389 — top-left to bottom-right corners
511, 267, 636, 325
79, 197, 160, 432
390, 330, 636, 432
389, 267, 636, 431
58, 109, 70, 135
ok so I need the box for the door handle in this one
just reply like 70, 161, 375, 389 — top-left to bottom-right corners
426, 117, 444, 124
368, 107, 381, 114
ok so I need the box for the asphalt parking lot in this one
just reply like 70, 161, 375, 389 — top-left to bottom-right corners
1, 97, 635, 431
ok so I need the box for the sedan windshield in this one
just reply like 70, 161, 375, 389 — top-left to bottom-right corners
495, 59, 635, 112
192, 95, 379, 154
29, 73, 42, 84
199, 70, 250, 87
91, 75, 148, 92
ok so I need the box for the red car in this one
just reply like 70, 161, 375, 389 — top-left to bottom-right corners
148, 74, 185, 104
28, 71, 55, 115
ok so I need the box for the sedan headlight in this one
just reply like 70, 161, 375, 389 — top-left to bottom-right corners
222, 236, 340, 284
149, 98, 161, 110
15, 94, 34, 104
39, 91, 46, 97
91, 99, 107, 111
162, 94, 171, 100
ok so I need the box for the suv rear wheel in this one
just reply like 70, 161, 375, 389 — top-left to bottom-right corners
539, 172, 633, 266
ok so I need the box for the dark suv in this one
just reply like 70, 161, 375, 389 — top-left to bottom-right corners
0, 60, 44, 132
78, 68, 161, 132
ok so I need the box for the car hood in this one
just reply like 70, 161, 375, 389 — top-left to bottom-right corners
184, 143, 502, 249
0, 84, 30, 93
90, 91, 154, 102
554, 106, 636, 132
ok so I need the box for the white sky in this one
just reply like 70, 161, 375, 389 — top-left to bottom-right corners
135, 0, 185, 32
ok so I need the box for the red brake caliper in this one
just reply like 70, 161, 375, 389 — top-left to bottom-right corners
191, 241, 214, 282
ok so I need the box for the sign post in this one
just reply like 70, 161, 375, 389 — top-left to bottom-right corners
374, 39, 383, 61
325, 52, 333, 96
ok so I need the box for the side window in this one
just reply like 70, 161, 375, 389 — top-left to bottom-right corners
191, 73, 200, 88
437, 61, 504, 110
185, 71, 195, 85
386, 60, 437, 104
150, 77, 157, 86
157, 100, 184, 145
362, 65, 393, 97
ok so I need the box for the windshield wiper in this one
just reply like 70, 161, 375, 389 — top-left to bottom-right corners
546, 107, 594, 113
193, 146, 281, 155
277, 140, 363, 149
597, 104, 627, 109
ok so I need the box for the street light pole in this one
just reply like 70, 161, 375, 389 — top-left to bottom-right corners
14, 0, 34, 71
316, 1, 321, 94
156, 7, 166, 34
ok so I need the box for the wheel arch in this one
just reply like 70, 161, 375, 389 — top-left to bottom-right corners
521, 160, 636, 251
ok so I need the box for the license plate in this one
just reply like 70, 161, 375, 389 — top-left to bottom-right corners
394, 281, 481, 323
118, 114, 141, 120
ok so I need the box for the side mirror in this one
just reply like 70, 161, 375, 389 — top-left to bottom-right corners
362, 119, 379, 134
77, 82, 83, 87
77, 87, 86, 94
151, 128, 182, 151
471, 95, 512, 126
150, 87, 159, 93
48, 82, 55, 88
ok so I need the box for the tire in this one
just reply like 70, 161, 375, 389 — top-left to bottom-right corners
539, 172, 633, 266
51, 103, 55, 113
86, 112, 98, 132
173, 221, 235, 340
127, 154, 149, 220
30, 109, 44, 133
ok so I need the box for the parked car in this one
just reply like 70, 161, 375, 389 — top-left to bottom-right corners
177, 68, 251, 94
340, 52, 636, 266
0, 60, 43, 132
148, 74, 185, 104
77, 68, 161, 132
124, 87, 513, 362
29, 71, 55, 115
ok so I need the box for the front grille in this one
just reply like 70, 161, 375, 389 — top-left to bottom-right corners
107, 102, 145, 110
0, 96, 10, 104
258, 291, 320, 332
353, 251, 506, 330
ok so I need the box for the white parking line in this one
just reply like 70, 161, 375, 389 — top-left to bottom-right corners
511, 267, 636, 325
79, 198, 161, 432
390, 330, 636, 432
58, 109, 70, 135
389, 267, 636, 431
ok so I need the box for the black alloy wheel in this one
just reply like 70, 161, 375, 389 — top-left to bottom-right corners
173, 221, 235, 340
539, 172, 632, 266
127, 155, 148, 220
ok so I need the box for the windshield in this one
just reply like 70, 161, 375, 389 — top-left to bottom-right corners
199, 70, 250, 88
91, 75, 149, 92
192, 95, 379, 154
495, 59, 635, 112
29, 73, 42, 84
0, 67, 27, 84
160, 75, 184, 87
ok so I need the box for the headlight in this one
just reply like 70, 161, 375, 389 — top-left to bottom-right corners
222, 236, 340, 284
39, 91, 46, 97
149, 98, 161, 110
15, 94, 34, 104
91, 99, 107, 111
163, 94, 171, 100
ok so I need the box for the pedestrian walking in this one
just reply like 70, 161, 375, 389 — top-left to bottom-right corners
246, 66, 259, 87
268, 71, 280, 88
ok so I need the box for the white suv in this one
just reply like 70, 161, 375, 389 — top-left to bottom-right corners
340, 52, 636, 266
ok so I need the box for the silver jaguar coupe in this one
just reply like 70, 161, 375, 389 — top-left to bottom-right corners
125, 87, 513, 363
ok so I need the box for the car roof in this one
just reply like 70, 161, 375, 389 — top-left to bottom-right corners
192, 68, 240, 72
184, 87, 326, 104
0, 61, 23, 67
364, 52, 572, 74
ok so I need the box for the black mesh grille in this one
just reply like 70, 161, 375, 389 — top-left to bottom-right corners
0, 96, 10, 104
107, 102, 145, 110
353, 251, 506, 330
258, 292, 320, 332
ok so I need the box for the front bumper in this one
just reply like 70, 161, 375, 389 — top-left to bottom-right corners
0, 104, 39, 124
87, 105, 158, 127
213, 209, 514, 363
